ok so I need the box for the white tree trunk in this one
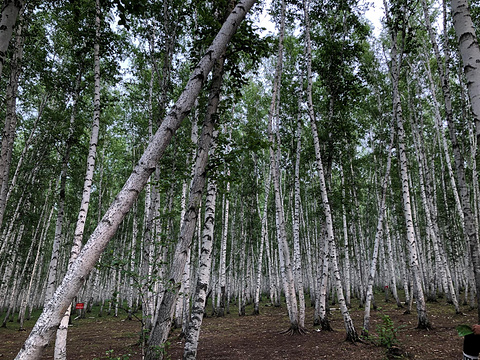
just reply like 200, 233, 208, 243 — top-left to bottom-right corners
15, 2, 256, 358
183, 177, 217, 360
146, 31, 232, 357
267, 0, 300, 332
254, 168, 270, 315
19, 189, 54, 330
0, 0, 23, 79
54, 2, 102, 357
384, 210, 402, 307
0, 12, 23, 230
339, 164, 351, 308
451, 0, 480, 321
384, 2, 431, 329
292, 95, 306, 328
362, 130, 394, 334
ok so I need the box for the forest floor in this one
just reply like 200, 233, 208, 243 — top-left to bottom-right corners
1, 292, 478, 359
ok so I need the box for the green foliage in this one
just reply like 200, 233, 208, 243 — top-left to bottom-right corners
456, 325, 474, 337
94, 349, 131, 360
372, 313, 405, 349
148, 342, 171, 360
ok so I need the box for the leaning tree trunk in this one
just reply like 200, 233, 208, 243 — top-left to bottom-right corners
410, 101, 459, 311
44, 99, 79, 305
392, 58, 431, 330
305, 45, 358, 343
396, 79, 431, 328
183, 175, 217, 360
182, 41, 226, 358
54, 2, 102, 358
19, 187, 53, 330
451, 0, 480, 321
146, 41, 228, 360
15, 2, 256, 358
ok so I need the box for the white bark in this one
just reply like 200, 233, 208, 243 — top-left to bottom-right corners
175, 116, 198, 329
54, 3, 102, 358
146, 29, 232, 356
0, 0, 22, 79
267, 0, 300, 332
362, 130, 394, 334
19, 188, 54, 330
254, 168, 270, 315
303, 0, 357, 339
217, 123, 230, 316
384, 210, 402, 307
44, 172, 68, 304
300, 202, 316, 305
384, 1, 431, 329
183, 177, 217, 360
292, 106, 305, 328
15, 2, 255, 358
451, 0, 480, 321
303, 0, 329, 330
410, 105, 459, 311
217, 179, 229, 316
264, 215, 276, 305
0, 12, 22, 230
128, 203, 138, 320
451, 0, 480, 132
339, 164, 351, 308
306, 51, 358, 342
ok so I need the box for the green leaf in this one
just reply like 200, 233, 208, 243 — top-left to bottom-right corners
456, 325, 474, 337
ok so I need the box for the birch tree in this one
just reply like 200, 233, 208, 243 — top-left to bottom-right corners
183, 160, 218, 360
15, 2, 256, 358
363, 129, 394, 335
292, 89, 306, 328
451, 0, 480, 320
303, 0, 359, 342
0, 0, 23, 80
267, 0, 302, 334
384, 0, 431, 329
54, 1, 102, 358
0, 6, 23, 230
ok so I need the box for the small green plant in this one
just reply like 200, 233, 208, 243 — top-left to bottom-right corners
93, 349, 131, 360
373, 314, 404, 348
149, 342, 171, 360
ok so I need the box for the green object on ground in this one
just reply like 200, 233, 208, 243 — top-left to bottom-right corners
456, 325, 474, 337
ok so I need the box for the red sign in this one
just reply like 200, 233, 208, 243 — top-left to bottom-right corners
75, 303, 84, 309
384, 286, 389, 289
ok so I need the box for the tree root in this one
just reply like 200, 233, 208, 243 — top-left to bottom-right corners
320, 318, 334, 332
280, 325, 308, 335
416, 322, 432, 331
345, 331, 361, 344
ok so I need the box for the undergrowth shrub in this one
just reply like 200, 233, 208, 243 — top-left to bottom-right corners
373, 313, 405, 349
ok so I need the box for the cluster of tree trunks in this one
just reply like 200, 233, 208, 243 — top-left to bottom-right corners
0, 0, 478, 359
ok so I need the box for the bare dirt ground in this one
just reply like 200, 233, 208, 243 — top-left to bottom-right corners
1, 293, 477, 359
